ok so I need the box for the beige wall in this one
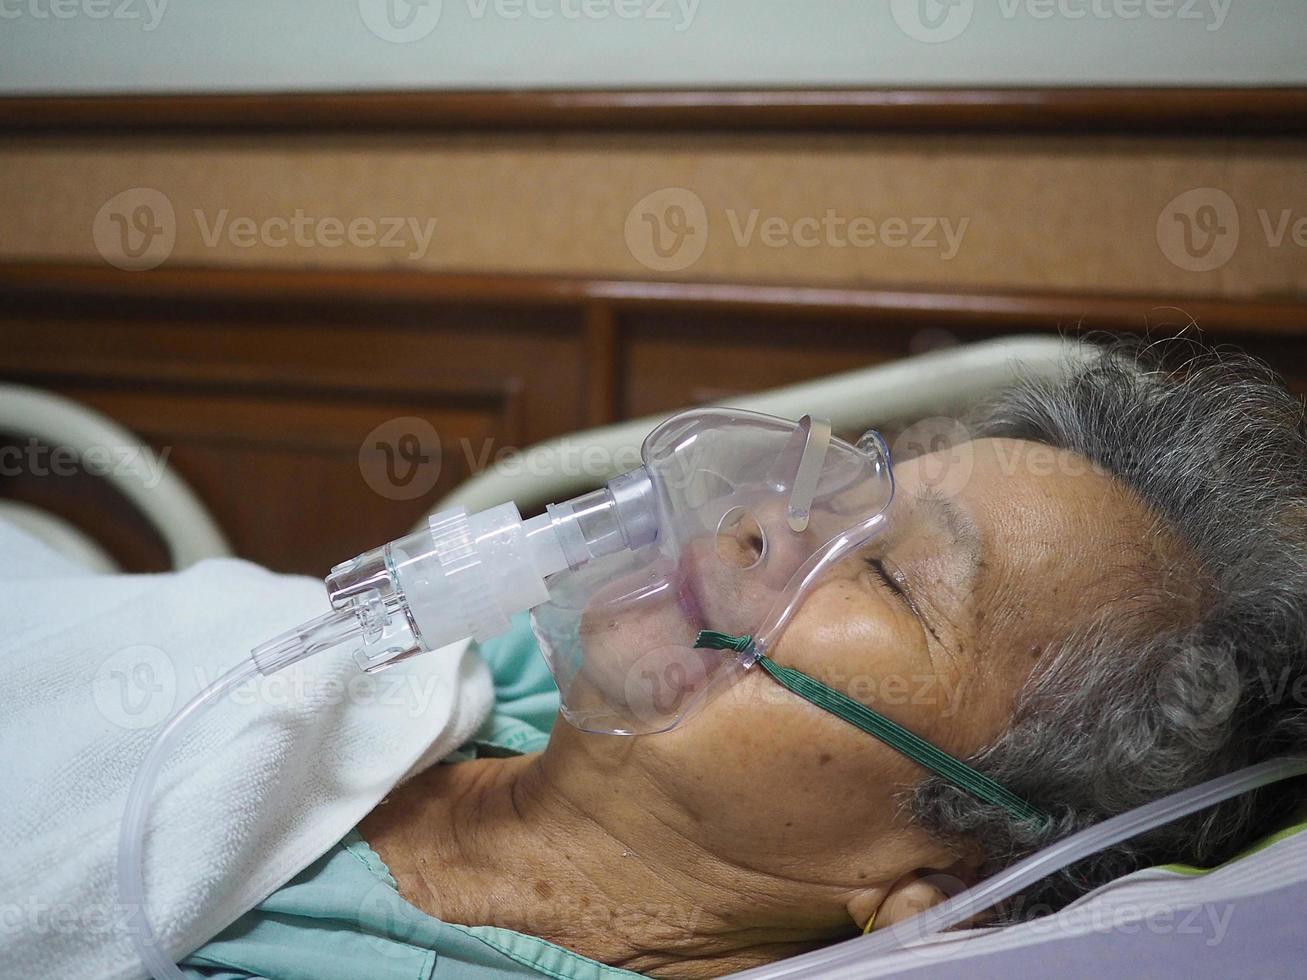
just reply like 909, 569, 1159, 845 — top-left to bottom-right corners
2, 133, 1304, 299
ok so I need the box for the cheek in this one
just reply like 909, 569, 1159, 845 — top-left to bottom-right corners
639, 672, 916, 857
629, 584, 933, 856
769, 578, 919, 689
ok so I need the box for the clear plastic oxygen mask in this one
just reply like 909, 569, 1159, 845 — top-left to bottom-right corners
251, 407, 893, 733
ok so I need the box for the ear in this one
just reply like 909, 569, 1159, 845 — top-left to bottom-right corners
845, 863, 975, 934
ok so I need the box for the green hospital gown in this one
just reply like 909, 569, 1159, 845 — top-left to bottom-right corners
182, 614, 641, 980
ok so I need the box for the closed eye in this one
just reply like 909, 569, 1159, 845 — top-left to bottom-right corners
865, 555, 942, 644
865, 556, 910, 605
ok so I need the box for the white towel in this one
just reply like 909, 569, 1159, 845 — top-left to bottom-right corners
0, 521, 494, 980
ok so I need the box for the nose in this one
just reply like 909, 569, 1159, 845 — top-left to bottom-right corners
687, 500, 820, 607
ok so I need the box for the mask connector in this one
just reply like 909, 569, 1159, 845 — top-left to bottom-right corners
249, 591, 390, 675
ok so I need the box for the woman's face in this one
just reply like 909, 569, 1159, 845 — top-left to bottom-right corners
544, 437, 1160, 886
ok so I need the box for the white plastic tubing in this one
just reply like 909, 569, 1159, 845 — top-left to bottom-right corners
117, 660, 262, 980
732, 755, 1307, 980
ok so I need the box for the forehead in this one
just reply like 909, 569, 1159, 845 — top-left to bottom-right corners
895, 436, 1159, 649
894, 436, 1134, 529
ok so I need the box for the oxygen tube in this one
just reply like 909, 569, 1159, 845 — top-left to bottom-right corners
730, 755, 1307, 980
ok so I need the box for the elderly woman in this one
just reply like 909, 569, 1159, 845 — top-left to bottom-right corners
7, 338, 1305, 980
350, 338, 1307, 977
208, 336, 1304, 980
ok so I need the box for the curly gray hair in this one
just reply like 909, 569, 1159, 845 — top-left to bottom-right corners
912, 335, 1307, 914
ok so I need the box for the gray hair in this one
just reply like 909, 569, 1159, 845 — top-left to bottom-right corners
912, 335, 1307, 914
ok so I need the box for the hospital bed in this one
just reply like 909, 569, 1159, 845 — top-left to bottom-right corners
0, 381, 230, 571
0, 335, 1078, 569
3, 335, 1304, 978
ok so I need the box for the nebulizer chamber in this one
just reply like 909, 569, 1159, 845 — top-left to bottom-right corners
250, 466, 659, 677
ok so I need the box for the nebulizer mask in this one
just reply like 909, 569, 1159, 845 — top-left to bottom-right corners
119, 404, 1307, 980
252, 407, 894, 734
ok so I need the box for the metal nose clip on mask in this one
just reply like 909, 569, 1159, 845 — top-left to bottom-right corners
251, 408, 895, 734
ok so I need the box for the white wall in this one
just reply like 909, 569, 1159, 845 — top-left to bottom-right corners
0, 0, 1303, 94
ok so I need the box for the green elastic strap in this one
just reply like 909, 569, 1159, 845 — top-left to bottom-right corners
694, 630, 1051, 829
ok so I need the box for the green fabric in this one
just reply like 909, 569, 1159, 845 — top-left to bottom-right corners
183, 614, 640, 980
1153, 813, 1307, 877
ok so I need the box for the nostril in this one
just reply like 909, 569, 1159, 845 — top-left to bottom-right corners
716, 506, 767, 570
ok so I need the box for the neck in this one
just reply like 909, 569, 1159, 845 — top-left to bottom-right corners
361, 753, 851, 978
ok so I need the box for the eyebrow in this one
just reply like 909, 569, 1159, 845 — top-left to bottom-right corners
913, 490, 983, 577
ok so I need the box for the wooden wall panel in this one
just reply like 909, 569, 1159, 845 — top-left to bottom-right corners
6, 90, 1306, 135
2, 263, 1305, 574
621, 314, 905, 416
0, 283, 596, 572
1, 134, 1305, 301
1, 89, 1302, 573
58, 384, 509, 575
